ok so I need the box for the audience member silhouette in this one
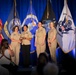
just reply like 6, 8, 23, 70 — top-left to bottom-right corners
0, 39, 18, 75
31, 52, 49, 75
43, 63, 59, 75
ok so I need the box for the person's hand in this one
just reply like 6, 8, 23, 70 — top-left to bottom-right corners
20, 37, 23, 40
41, 41, 45, 46
48, 39, 50, 43
48, 42, 51, 47
18, 40, 21, 43
20, 37, 25, 40
22, 37, 26, 39
9, 49, 14, 57
35, 42, 37, 47
8, 45, 14, 57
19, 38, 23, 42
9, 44, 12, 49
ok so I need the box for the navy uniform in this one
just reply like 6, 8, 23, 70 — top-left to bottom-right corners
48, 28, 57, 63
21, 30, 32, 67
10, 32, 21, 65
35, 27, 46, 57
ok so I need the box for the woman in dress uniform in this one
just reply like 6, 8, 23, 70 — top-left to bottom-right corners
48, 22, 57, 63
21, 25, 32, 67
35, 22, 46, 57
10, 25, 21, 65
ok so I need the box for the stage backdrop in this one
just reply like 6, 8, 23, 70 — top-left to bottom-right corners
0, 0, 76, 25
0, 0, 76, 65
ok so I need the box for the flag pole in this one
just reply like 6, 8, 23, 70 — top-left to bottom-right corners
30, 0, 33, 21
14, 0, 16, 18
13, 0, 16, 25
65, 0, 68, 23
47, 0, 49, 19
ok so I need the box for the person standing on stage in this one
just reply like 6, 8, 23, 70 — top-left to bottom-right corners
35, 22, 46, 57
10, 25, 21, 65
20, 25, 32, 67
48, 22, 57, 63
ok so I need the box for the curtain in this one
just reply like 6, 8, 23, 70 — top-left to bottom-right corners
0, 0, 76, 26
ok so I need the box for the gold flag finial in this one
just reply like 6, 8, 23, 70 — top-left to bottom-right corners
14, 0, 16, 7
30, 0, 32, 5
30, 0, 33, 21
47, 0, 49, 19
14, 0, 16, 17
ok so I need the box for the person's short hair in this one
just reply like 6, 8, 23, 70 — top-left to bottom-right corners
43, 63, 59, 75
38, 52, 49, 64
38, 22, 42, 25
50, 21, 57, 28
12, 25, 19, 32
36, 53, 49, 75
22, 24, 28, 31
1, 39, 9, 49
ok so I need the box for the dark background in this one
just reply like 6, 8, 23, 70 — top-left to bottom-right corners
0, 0, 76, 26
